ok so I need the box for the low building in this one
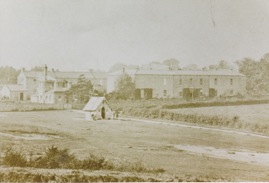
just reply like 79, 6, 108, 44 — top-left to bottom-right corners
83, 97, 113, 120
134, 69, 246, 100
0, 84, 27, 101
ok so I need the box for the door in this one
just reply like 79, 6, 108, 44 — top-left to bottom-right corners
101, 107, 106, 119
20, 92, 24, 101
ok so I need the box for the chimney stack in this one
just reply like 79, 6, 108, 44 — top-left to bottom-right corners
44, 64, 48, 80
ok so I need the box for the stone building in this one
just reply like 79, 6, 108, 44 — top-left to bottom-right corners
18, 66, 107, 104
134, 69, 246, 100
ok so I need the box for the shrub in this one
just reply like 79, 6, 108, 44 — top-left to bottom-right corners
33, 146, 76, 169
1, 146, 164, 173
2, 149, 27, 167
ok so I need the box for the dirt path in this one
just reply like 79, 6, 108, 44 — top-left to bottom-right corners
121, 117, 269, 140
120, 117, 269, 167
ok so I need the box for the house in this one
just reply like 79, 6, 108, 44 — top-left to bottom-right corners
17, 70, 41, 100
83, 97, 113, 120
134, 69, 246, 100
0, 84, 27, 101
18, 65, 107, 103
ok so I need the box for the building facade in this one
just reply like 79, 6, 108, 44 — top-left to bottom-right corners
17, 66, 107, 104
0, 84, 27, 101
134, 70, 246, 100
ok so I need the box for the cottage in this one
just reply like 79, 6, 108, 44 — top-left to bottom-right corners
0, 84, 27, 101
83, 97, 113, 121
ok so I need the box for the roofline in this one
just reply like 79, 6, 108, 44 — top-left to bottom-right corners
135, 73, 245, 77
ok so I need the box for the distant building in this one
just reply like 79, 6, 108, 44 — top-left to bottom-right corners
134, 69, 246, 100
17, 70, 41, 100
18, 66, 107, 104
0, 84, 27, 101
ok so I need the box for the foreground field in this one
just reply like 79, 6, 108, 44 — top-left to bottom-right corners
1, 110, 269, 181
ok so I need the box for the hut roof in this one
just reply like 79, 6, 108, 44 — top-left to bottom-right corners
83, 97, 112, 111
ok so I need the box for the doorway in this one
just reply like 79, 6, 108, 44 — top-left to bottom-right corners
101, 107, 106, 119
19, 92, 24, 101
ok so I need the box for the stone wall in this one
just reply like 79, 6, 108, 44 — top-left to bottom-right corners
0, 101, 71, 112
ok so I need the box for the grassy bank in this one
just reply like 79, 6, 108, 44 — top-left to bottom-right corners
110, 99, 269, 135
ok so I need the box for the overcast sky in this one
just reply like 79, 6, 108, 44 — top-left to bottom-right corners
1, 0, 269, 71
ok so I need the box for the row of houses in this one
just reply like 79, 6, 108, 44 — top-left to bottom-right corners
0, 66, 246, 103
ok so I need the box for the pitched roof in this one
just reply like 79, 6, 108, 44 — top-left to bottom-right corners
45, 88, 68, 94
5, 84, 26, 92
108, 69, 139, 76
22, 71, 42, 78
50, 71, 107, 79
21, 70, 107, 80
135, 69, 245, 76
83, 97, 112, 111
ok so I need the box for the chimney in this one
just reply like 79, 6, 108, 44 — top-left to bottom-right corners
44, 64, 48, 80
20, 68, 25, 73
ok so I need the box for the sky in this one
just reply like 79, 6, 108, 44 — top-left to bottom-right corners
1, 0, 269, 71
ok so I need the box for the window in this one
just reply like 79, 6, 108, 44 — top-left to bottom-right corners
200, 78, 203, 85
230, 90, 234, 95
190, 78, 193, 85
179, 91, 182, 96
230, 79, 233, 85
163, 78, 167, 86
179, 79, 182, 85
33, 79, 36, 82
163, 90, 167, 97
214, 78, 218, 85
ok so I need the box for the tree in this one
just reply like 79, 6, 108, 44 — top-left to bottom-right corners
31, 66, 44, 71
218, 60, 231, 69
0, 66, 19, 84
66, 74, 93, 103
163, 58, 180, 70
115, 73, 135, 100
236, 55, 269, 95
108, 63, 127, 72
183, 64, 199, 70
209, 60, 233, 70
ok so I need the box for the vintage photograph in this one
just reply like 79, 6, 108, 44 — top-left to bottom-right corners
0, 0, 269, 182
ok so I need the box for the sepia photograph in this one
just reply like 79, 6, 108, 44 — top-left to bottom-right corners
0, 0, 269, 182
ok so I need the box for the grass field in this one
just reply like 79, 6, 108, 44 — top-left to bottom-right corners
1, 110, 269, 181
168, 104, 269, 125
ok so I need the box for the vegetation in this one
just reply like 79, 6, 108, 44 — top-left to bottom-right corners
0, 66, 19, 84
112, 73, 135, 100
1, 146, 164, 174
236, 53, 269, 95
110, 98, 269, 135
66, 74, 93, 103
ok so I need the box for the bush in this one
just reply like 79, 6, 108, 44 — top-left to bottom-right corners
33, 146, 76, 169
1, 146, 163, 174
2, 149, 27, 167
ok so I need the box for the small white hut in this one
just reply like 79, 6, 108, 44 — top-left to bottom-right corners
83, 97, 114, 121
